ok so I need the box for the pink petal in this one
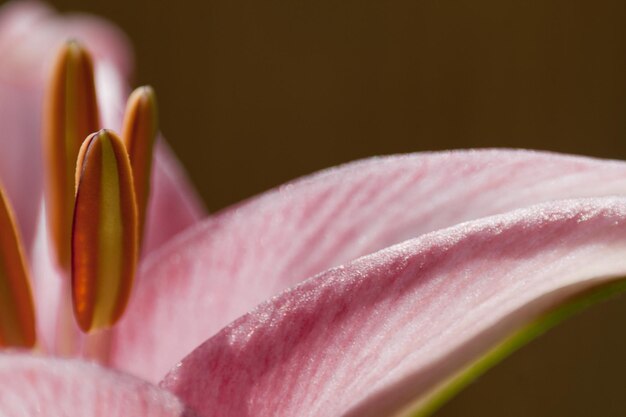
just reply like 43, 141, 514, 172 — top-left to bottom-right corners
161, 197, 626, 417
0, 0, 131, 248
0, 1, 132, 82
143, 140, 206, 255
30, 210, 80, 355
112, 149, 626, 382
0, 353, 192, 417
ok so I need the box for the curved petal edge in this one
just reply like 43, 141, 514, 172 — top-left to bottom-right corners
113, 149, 626, 382
160, 197, 626, 417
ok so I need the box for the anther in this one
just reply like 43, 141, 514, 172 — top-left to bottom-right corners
0, 185, 36, 348
121, 86, 158, 244
43, 40, 99, 271
72, 130, 138, 332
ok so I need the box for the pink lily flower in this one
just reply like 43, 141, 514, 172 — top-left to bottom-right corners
2, 2, 626, 416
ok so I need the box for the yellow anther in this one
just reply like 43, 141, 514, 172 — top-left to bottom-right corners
0, 185, 36, 348
44, 40, 99, 271
121, 86, 158, 245
72, 130, 138, 333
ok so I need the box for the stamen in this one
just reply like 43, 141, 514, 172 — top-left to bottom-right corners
0, 185, 36, 348
72, 130, 138, 333
44, 40, 99, 271
121, 86, 158, 244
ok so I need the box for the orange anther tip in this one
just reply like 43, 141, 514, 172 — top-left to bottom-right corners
122, 85, 158, 246
44, 40, 99, 272
72, 130, 138, 332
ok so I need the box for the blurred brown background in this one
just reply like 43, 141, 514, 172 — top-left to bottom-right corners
36, 0, 626, 415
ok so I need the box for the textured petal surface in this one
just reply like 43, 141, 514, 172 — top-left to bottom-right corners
0, 1, 131, 248
0, 353, 192, 417
161, 197, 626, 417
112, 149, 626, 381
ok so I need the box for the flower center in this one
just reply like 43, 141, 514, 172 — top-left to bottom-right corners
0, 40, 157, 353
